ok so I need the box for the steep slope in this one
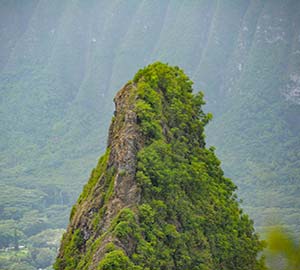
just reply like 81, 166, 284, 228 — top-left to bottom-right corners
205, 0, 300, 233
55, 63, 265, 270
0, 2, 299, 268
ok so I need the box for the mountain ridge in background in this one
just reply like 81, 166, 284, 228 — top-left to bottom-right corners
0, 1, 299, 269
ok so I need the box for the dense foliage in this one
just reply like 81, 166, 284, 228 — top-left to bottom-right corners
55, 63, 266, 270
1, 1, 299, 269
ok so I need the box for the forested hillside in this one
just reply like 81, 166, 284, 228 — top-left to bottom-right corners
55, 62, 266, 270
0, 1, 299, 269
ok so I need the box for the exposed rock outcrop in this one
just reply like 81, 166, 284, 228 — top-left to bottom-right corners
56, 82, 143, 268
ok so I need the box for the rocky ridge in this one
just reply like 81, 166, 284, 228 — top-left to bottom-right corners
55, 63, 265, 270
56, 82, 143, 268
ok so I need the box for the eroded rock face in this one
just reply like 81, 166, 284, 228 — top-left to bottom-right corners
104, 83, 142, 229
56, 82, 143, 268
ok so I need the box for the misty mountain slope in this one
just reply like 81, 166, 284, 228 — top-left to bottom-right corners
206, 0, 300, 232
0, 1, 299, 268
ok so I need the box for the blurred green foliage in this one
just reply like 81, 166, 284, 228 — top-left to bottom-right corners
266, 228, 300, 270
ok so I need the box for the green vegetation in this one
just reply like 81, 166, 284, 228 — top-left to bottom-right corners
266, 228, 300, 270
98, 250, 139, 270
132, 63, 265, 269
1, 1, 299, 269
55, 229, 84, 270
55, 63, 266, 270
78, 149, 111, 205
0, 229, 62, 270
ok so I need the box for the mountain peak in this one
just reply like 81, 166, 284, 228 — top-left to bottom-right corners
55, 62, 265, 270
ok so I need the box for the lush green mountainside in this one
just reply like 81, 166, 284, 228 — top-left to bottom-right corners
0, 1, 299, 269
55, 63, 265, 270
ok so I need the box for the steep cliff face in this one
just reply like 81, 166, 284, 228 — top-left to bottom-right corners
56, 83, 143, 268
55, 63, 265, 270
